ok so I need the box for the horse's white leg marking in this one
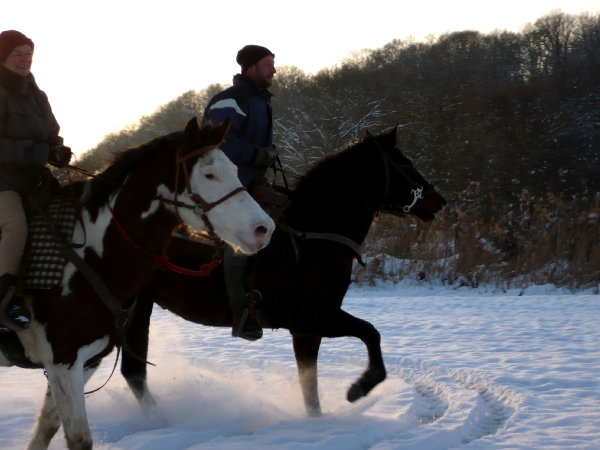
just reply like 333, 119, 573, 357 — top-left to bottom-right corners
27, 384, 60, 450
25, 336, 108, 450
39, 362, 91, 450
26, 361, 100, 450
298, 364, 322, 417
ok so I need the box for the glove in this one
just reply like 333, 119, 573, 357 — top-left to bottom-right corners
253, 145, 276, 168
48, 145, 72, 168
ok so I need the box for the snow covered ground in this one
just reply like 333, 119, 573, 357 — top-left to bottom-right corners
1, 282, 599, 449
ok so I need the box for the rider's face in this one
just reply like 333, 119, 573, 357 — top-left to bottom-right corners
246, 55, 276, 88
2, 44, 33, 77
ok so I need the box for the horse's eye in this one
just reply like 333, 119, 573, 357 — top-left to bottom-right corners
205, 173, 215, 180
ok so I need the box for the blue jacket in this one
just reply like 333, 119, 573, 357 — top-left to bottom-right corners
202, 74, 273, 186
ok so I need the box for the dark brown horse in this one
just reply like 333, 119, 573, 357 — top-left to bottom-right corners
0, 118, 274, 450
121, 126, 446, 417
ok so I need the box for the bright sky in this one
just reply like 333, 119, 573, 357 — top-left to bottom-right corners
2, 0, 598, 156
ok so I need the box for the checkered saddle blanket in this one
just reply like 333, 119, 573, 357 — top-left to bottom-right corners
22, 196, 78, 289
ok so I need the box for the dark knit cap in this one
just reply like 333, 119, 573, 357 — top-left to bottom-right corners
236, 45, 274, 71
0, 30, 34, 63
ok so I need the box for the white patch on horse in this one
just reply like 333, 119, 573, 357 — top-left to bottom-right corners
141, 198, 161, 220
61, 195, 118, 295
209, 98, 247, 117
12, 316, 54, 366
78, 335, 111, 363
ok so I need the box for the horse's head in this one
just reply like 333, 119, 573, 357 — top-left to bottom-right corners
370, 127, 446, 222
167, 118, 274, 254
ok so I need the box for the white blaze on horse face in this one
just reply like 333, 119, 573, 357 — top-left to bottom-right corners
165, 148, 274, 254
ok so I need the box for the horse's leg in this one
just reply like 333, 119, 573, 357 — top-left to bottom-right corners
28, 364, 99, 450
36, 362, 92, 450
121, 294, 156, 413
27, 383, 60, 450
313, 309, 386, 403
292, 334, 322, 416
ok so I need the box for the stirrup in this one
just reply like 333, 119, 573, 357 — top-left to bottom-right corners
232, 290, 263, 341
232, 308, 263, 341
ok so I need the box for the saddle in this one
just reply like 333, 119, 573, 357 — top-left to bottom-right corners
21, 195, 78, 290
248, 178, 290, 221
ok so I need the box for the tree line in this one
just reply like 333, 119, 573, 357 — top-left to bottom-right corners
76, 11, 600, 289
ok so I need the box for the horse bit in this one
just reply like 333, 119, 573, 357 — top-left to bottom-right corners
375, 141, 425, 213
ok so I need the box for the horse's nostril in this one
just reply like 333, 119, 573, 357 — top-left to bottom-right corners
256, 225, 267, 236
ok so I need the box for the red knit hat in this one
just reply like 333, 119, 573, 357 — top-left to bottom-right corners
0, 30, 34, 63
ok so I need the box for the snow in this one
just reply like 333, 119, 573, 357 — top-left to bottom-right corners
1, 282, 599, 449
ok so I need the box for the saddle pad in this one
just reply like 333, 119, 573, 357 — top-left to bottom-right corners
24, 197, 78, 290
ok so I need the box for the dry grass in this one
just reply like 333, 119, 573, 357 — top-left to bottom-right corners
357, 191, 600, 290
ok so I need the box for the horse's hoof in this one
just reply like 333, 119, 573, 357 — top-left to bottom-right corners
347, 383, 364, 402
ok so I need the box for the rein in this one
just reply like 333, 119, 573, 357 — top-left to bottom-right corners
106, 201, 221, 277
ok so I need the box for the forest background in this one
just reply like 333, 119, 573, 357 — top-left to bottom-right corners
70, 11, 600, 290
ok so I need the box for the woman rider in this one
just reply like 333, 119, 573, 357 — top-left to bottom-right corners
0, 30, 72, 332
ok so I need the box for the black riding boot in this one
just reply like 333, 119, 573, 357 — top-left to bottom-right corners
0, 273, 31, 332
223, 247, 262, 341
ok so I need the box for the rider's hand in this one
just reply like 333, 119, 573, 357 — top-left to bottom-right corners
48, 145, 72, 168
253, 145, 276, 168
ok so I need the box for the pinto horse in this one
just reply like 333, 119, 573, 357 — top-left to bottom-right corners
0, 118, 274, 450
121, 126, 446, 417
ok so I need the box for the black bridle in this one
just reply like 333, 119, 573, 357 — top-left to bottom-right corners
374, 140, 427, 214
155, 144, 248, 244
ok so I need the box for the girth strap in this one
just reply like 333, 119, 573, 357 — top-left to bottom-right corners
278, 222, 365, 266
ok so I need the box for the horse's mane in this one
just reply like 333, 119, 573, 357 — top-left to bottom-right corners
84, 130, 183, 212
294, 133, 374, 195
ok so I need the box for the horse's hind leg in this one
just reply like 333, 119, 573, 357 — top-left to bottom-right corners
121, 294, 157, 413
27, 383, 60, 450
292, 334, 322, 416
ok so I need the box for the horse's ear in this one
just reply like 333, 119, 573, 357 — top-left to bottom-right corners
184, 117, 201, 137
382, 124, 398, 145
215, 118, 231, 140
